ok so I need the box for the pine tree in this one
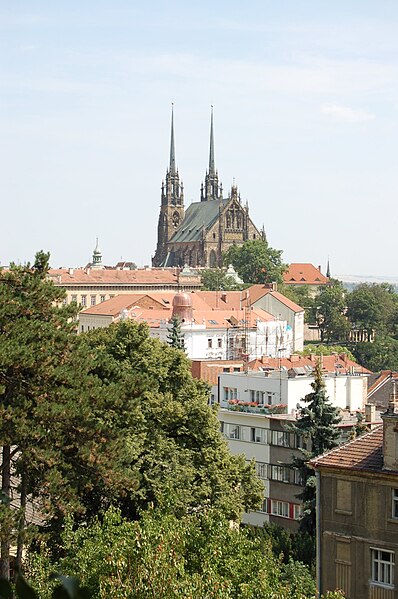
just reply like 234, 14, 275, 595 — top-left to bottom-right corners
290, 361, 341, 536
166, 315, 186, 351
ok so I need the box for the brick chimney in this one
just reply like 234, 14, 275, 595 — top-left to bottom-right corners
382, 381, 398, 470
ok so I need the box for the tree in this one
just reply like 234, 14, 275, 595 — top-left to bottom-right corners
299, 344, 355, 361
23, 507, 315, 599
201, 268, 242, 291
0, 253, 140, 576
346, 283, 398, 339
166, 315, 186, 351
312, 280, 349, 343
352, 336, 398, 372
290, 362, 341, 536
223, 239, 287, 285
81, 321, 263, 522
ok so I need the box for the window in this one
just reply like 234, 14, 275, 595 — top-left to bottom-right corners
224, 387, 229, 401
271, 500, 289, 518
392, 489, 398, 519
218, 338, 222, 348
100, 295, 106, 303
371, 549, 394, 587
293, 469, 303, 485
81, 325, 84, 332
81, 295, 87, 307
251, 427, 267, 444
271, 431, 291, 447
62, 298, 67, 305
228, 425, 241, 440
270, 465, 291, 483
91, 295, 96, 306
71, 295, 77, 303
208, 338, 213, 349
255, 462, 267, 479
223, 367, 230, 373
293, 504, 303, 520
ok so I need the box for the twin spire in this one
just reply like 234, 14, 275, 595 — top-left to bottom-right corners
169, 104, 217, 186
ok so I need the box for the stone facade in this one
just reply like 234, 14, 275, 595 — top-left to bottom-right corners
153, 108, 262, 268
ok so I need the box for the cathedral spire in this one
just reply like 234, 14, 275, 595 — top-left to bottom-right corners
169, 103, 176, 174
326, 258, 331, 279
209, 105, 215, 174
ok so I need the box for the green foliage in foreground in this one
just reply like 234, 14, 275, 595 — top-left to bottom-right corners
300, 344, 355, 362
21, 508, 344, 599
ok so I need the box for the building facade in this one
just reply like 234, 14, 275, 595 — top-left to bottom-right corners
152, 107, 263, 268
311, 394, 398, 598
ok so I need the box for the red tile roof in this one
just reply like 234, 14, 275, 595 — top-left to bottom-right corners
283, 263, 329, 286
311, 426, 386, 473
246, 286, 304, 312
247, 353, 371, 374
48, 268, 187, 285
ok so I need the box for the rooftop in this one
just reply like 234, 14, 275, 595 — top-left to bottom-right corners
283, 263, 330, 286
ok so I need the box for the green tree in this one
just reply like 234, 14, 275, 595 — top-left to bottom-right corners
81, 321, 263, 522
0, 253, 140, 576
201, 267, 242, 291
290, 362, 341, 536
166, 315, 186, 350
346, 283, 398, 339
299, 344, 355, 361
223, 239, 287, 285
352, 336, 398, 372
312, 280, 349, 343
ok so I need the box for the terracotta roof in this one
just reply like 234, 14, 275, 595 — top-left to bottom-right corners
311, 426, 385, 473
48, 268, 186, 285
367, 370, 398, 397
246, 286, 304, 312
247, 353, 371, 374
283, 263, 329, 286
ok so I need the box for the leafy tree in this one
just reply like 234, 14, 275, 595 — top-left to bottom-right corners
81, 321, 263, 522
312, 280, 349, 343
299, 344, 355, 361
346, 283, 398, 338
23, 508, 316, 599
290, 362, 341, 536
223, 239, 287, 285
0, 253, 140, 576
166, 315, 186, 350
278, 284, 315, 321
351, 336, 398, 372
201, 267, 242, 291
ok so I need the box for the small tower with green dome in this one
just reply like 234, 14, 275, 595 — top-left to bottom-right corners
92, 238, 103, 269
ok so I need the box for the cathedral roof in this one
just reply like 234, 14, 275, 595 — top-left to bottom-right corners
170, 198, 228, 243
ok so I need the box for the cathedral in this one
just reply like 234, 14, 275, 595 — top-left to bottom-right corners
152, 107, 263, 268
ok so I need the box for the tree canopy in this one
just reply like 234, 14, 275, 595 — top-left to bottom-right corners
201, 267, 243, 291
223, 239, 287, 285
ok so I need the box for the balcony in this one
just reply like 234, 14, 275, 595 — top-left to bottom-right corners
226, 400, 288, 415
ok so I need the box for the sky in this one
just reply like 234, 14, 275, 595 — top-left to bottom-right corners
1, 1, 398, 276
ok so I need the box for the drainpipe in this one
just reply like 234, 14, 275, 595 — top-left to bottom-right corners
316, 469, 322, 597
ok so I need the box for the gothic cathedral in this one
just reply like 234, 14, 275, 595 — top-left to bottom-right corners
152, 107, 263, 268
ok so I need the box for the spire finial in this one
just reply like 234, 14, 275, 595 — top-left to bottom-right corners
170, 103, 176, 174
326, 257, 331, 279
209, 105, 215, 174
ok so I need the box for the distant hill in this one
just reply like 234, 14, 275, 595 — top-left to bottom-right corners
336, 274, 398, 293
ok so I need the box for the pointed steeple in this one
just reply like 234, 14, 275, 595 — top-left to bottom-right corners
326, 258, 331, 279
92, 237, 103, 269
209, 105, 215, 174
169, 103, 176, 174
201, 106, 222, 202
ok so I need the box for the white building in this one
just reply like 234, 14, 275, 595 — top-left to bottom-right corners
217, 370, 368, 414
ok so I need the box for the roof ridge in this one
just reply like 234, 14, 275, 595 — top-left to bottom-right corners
311, 424, 383, 466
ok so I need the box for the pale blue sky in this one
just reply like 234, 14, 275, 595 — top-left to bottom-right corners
1, 1, 398, 276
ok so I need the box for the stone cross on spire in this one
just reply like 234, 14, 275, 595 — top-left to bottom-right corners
169, 103, 176, 174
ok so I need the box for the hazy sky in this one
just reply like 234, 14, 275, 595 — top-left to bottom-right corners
1, 1, 398, 276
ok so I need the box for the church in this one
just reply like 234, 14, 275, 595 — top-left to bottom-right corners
152, 108, 263, 268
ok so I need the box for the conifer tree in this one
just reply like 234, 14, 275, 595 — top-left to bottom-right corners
166, 315, 186, 351
290, 361, 341, 536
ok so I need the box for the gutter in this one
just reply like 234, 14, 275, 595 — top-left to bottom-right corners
316, 469, 321, 597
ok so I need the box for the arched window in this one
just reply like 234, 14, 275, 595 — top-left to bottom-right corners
209, 250, 217, 268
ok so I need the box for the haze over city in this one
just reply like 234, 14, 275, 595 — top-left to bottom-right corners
1, 1, 398, 276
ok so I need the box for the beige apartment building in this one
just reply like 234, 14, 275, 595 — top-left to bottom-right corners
312, 398, 398, 598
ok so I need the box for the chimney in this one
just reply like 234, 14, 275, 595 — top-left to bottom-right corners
364, 403, 376, 424
68, 268, 74, 275
221, 293, 227, 303
381, 381, 398, 470
318, 265, 321, 272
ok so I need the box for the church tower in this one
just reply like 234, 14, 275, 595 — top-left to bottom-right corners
200, 106, 223, 202
152, 105, 185, 267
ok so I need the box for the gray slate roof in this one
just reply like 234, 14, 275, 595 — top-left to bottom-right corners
170, 198, 229, 243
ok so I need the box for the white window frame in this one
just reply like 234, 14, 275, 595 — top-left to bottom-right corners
392, 489, 398, 520
371, 548, 394, 587
90, 295, 96, 306
81, 295, 87, 307
270, 465, 290, 483
271, 500, 289, 518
